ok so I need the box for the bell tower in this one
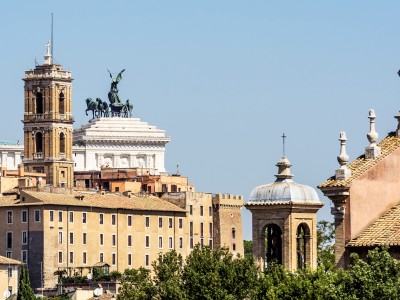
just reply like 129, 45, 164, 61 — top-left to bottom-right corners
22, 43, 74, 188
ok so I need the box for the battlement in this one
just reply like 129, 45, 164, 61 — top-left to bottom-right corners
212, 193, 243, 206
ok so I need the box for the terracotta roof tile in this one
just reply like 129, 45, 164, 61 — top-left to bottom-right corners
0, 255, 21, 265
347, 203, 400, 247
319, 134, 400, 188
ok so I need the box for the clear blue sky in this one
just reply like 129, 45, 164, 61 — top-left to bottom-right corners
1, 1, 400, 240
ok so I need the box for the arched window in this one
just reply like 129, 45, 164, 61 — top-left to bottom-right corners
35, 132, 43, 153
36, 92, 43, 114
265, 224, 282, 265
60, 132, 65, 154
296, 223, 310, 270
59, 92, 65, 114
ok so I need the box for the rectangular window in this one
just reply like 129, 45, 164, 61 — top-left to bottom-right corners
82, 212, 87, 224
21, 210, 28, 223
209, 206, 212, 216
22, 231, 27, 245
127, 215, 132, 226
6, 252, 11, 258
190, 222, 193, 236
112, 234, 116, 247
69, 232, 74, 245
58, 211, 63, 222
169, 237, 173, 249
158, 236, 163, 249
200, 238, 204, 247
8, 267, 12, 278
209, 239, 213, 249
145, 216, 150, 228
128, 254, 132, 266
99, 214, 104, 225
233, 243, 236, 251
209, 223, 213, 237
83, 252, 87, 264
178, 218, 183, 229
168, 217, 173, 228
171, 185, 177, 192
145, 254, 150, 267
69, 211, 74, 223
200, 223, 204, 238
69, 252, 74, 264
179, 237, 183, 249
22, 250, 27, 264
112, 253, 116, 265
6, 232, 12, 249
58, 251, 63, 264
34, 210, 40, 222
158, 217, 163, 228
232, 228, 236, 239
100, 234, 104, 245
145, 235, 150, 248
83, 232, 87, 245
58, 232, 63, 244
112, 214, 116, 225
99, 253, 104, 262
190, 237, 194, 249
200, 206, 204, 216
189, 205, 193, 215
49, 211, 54, 222
128, 235, 132, 247
7, 211, 13, 224
162, 184, 167, 192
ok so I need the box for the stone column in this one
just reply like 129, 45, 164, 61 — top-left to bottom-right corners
330, 194, 348, 268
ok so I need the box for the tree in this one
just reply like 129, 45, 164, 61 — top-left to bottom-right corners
117, 267, 156, 300
317, 220, 335, 270
17, 266, 36, 300
243, 240, 253, 260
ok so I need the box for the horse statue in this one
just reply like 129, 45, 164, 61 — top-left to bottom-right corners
124, 99, 133, 117
85, 98, 98, 119
102, 101, 109, 117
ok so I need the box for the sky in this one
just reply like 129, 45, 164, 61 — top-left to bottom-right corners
1, 1, 400, 240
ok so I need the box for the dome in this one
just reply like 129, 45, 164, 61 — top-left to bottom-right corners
247, 157, 321, 204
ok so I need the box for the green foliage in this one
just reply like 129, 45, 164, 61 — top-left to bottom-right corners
243, 240, 253, 260
110, 270, 122, 281
118, 267, 156, 300
317, 220, 335, 270
17, 266, 36, 300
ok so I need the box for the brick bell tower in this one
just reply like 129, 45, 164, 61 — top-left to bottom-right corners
22, 43, 74, 188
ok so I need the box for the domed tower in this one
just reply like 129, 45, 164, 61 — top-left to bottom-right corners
245, 156, 323, 271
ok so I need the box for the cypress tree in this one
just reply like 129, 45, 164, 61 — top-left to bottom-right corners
17, 266, 36, 300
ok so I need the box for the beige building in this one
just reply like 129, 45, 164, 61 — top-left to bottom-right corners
0, 256, 20, 300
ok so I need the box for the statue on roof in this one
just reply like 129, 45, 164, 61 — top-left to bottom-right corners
108, 69, 125, 105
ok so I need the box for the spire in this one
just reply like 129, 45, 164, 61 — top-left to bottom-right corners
335, 131, 351, 180
365, 109, 381, 159
275, 156, 293, 181
44, 41, 52, 65
394, 111, 400, 138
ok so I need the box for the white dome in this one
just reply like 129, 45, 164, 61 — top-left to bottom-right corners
247, 156, 321, 204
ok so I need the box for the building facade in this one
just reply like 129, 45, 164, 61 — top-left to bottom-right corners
0, 256, 20, 300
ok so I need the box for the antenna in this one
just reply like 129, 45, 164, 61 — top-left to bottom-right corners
51, 13, 54, 58
281, 133, 286, 157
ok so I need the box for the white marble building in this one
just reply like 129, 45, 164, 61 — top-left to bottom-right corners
0, 117, 171, 175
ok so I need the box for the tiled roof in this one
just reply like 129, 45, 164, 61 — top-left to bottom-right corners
1, 191, 185, 213
319, 134, 400, 188
347, 202, 400, 247
0, 255, 21, 265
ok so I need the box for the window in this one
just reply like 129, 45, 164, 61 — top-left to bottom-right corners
200, 206, 204, 216
69, 252, 74, 264
189, 205, 193, 215
145, 254, 150, 267
21, 211, 28, 223
83, 252, 87, 264
190, 237, 194, 249
6, 232, 12, 248
112, 214, 116, 225
178, 218, 183, 229
128, 235, 132, 247
59, 92, 65, 114
127, 215, 132, 226
58, 251, 63, 264
34, 210, 40, 222
49, 211, 54, 222
69, 211, 74, 223
200, 223, 204, 238
83, 233, 87, 245
112, 253, 116, 265
232, 243, 236, 251
58, 211, 63, 222
168, 217, 173, 228
22, 250, 27, 264
171, 185, 177, 192
7, 211, 13, 224
145, 216, 150, 228
209, 239, 213, 249
158, 236, 163, 249
69, 232, 74, 245
179, 237, 183, 249
99, 253, 104, 262
209, 223, 213, 237
200, 238, 204, 247
162, 184, 167, 192
6, 252, 11, 258
209, 206, 212, 216
189, 222, 193, 236
169, 237, 173, 249
128, 254, 132, 266
232, 228, 236, 239
58, 232, 63, 244
36, 92, 43, 114
100, 234, 104, 245
35, 132, 43, 153
99, 214, 104, 225
145, 235, 150, 248
8, 267, 12, 278
59, 132, 66, 154
112, 234, 116, 247
82, 212, 87, 224
158, 217, 163, 228
22, 231, 27, 245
